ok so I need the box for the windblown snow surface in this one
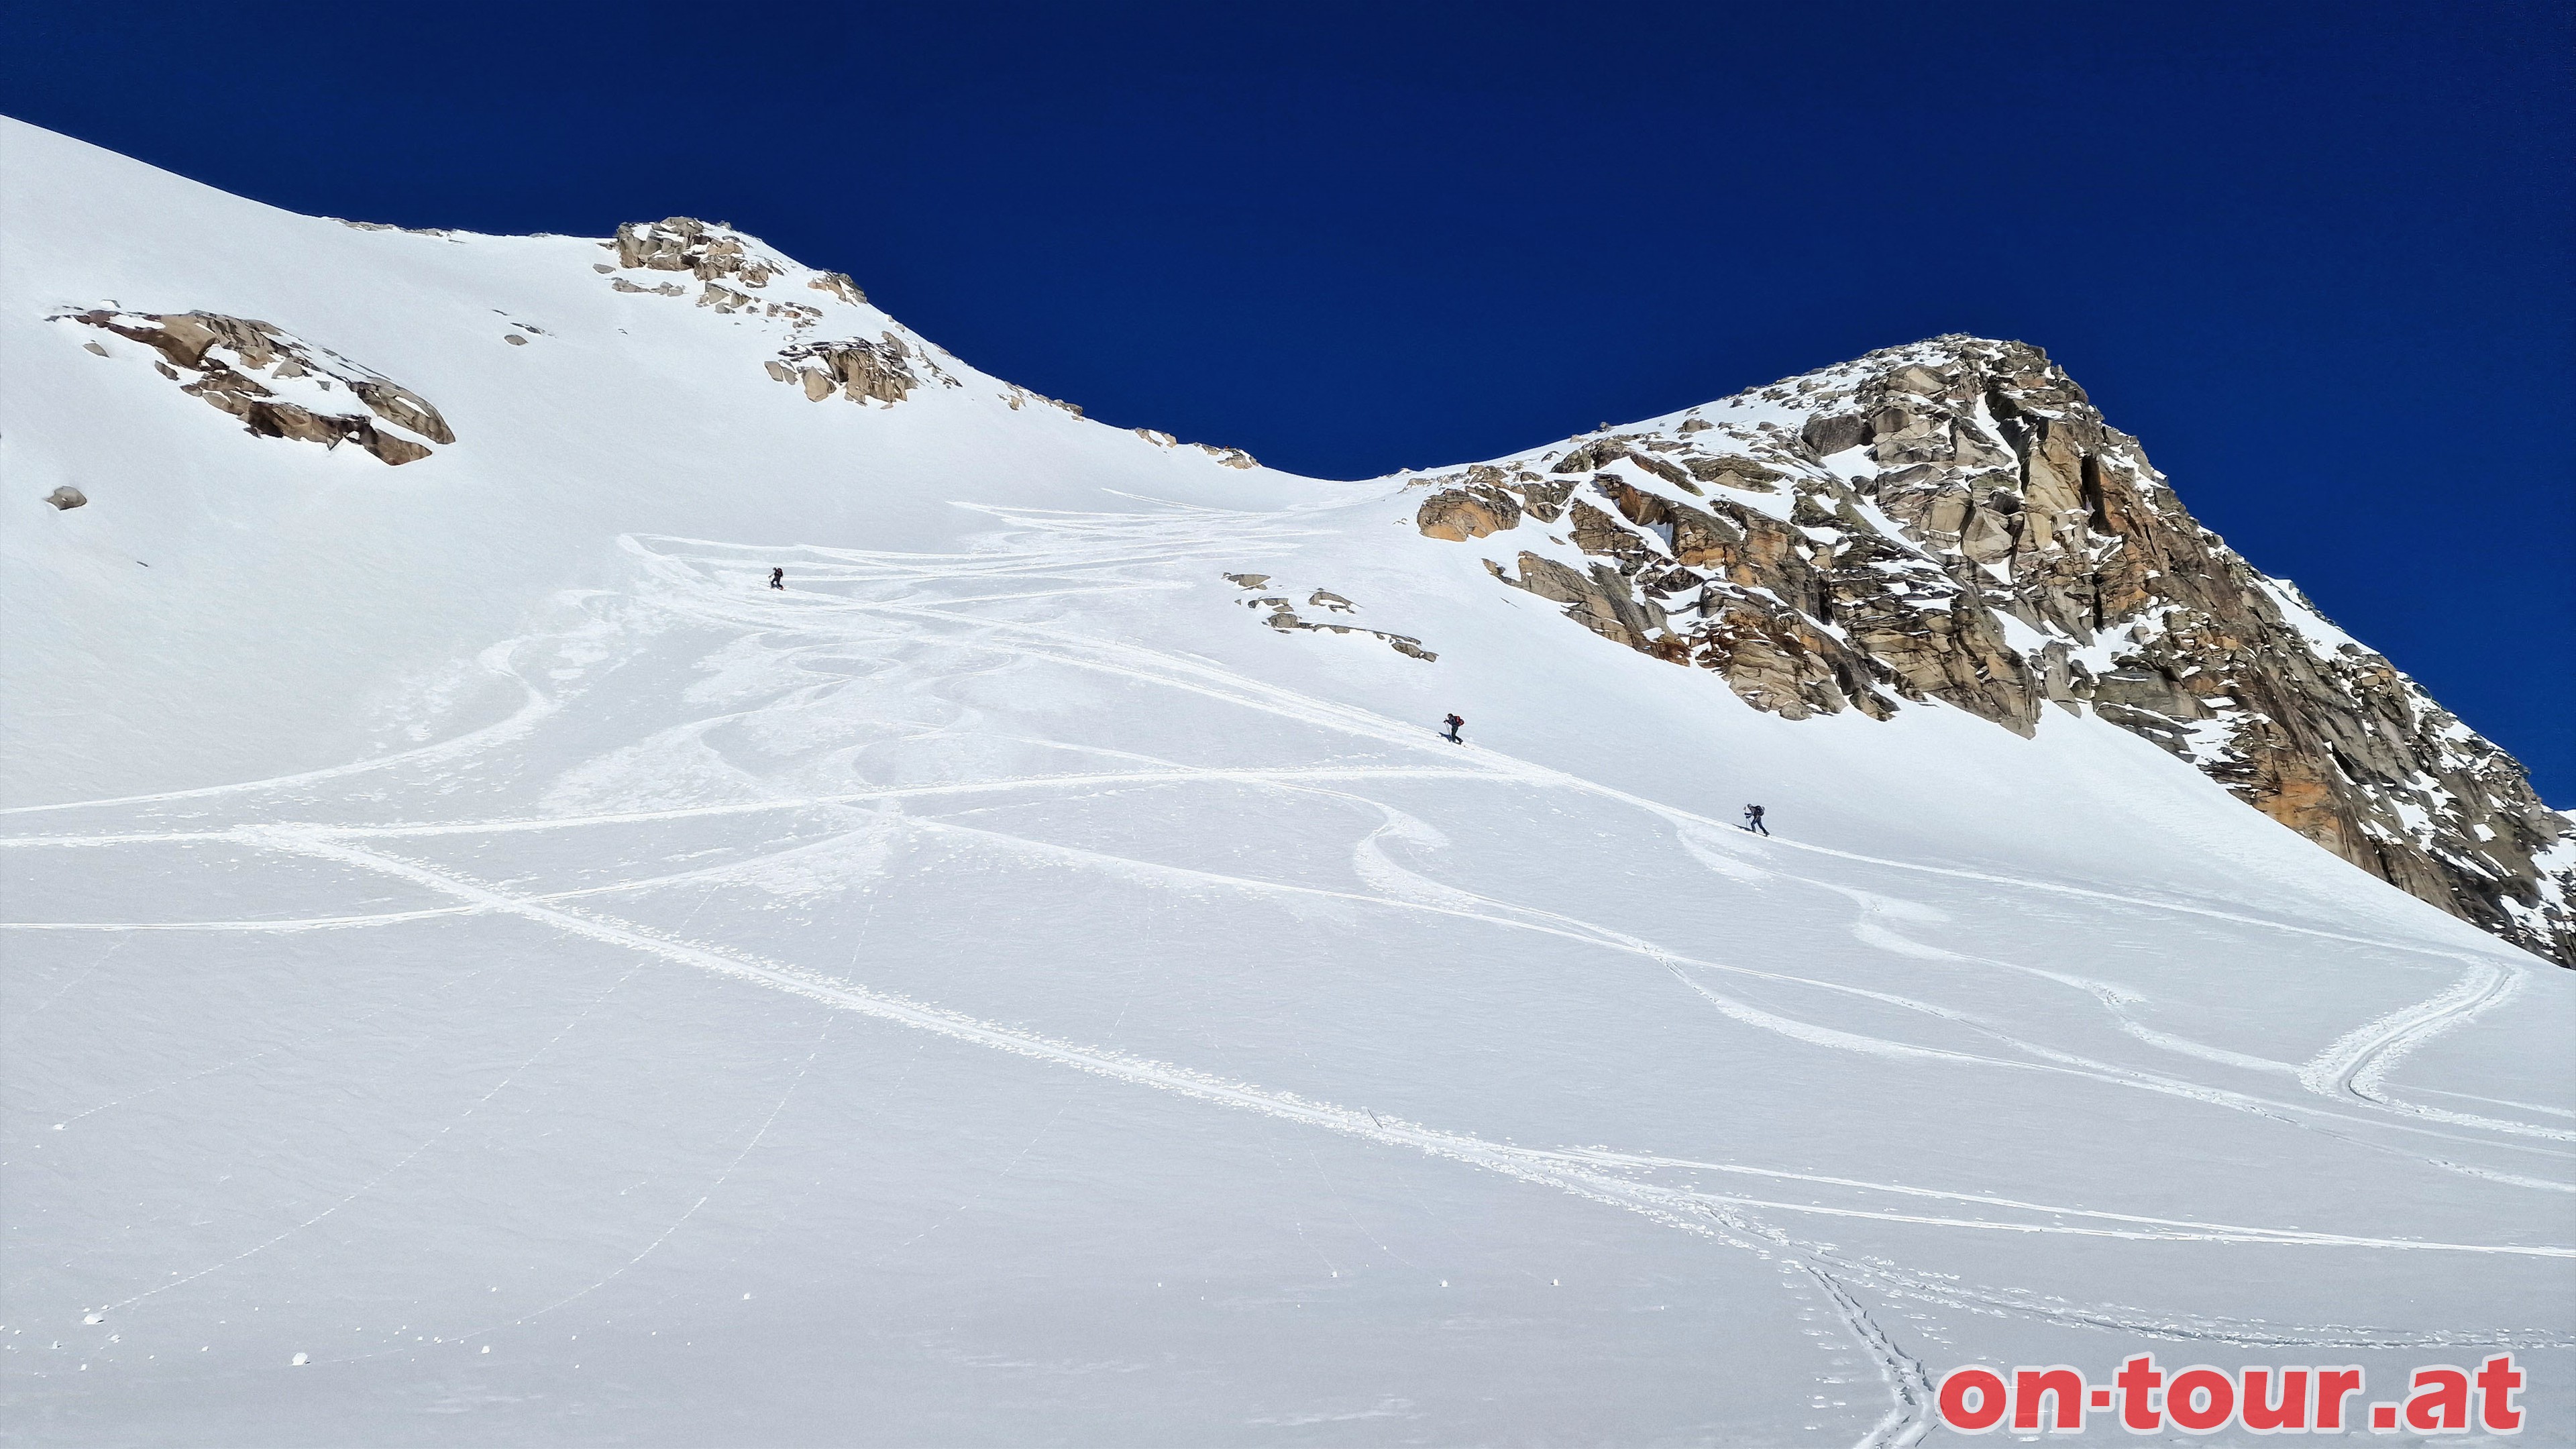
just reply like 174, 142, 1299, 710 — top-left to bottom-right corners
3, 118, 2569, 1446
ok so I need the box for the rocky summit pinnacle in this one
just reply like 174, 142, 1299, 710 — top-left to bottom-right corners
1412, 335, 2574, 965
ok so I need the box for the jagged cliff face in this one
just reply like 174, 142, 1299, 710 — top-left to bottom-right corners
1413, 337, 2575, 965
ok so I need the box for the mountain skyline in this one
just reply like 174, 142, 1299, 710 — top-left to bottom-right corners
3, 1, 2567, 804
7, 119, 2568, 965
5, 113, 2570, 1446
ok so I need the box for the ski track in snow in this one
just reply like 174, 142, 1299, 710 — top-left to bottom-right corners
10, 510, 2571, 1446
89, 820, 2567, 1419
0, 633, 562, 818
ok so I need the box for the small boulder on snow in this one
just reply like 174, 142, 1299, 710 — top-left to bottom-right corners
46, 486, 87, 510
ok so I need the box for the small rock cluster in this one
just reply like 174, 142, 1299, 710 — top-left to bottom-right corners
1002, 384, 1085, 418
610, 216, 861, 305
597, 219, 1252, 451
598, 217, 976, 410
1226, 575, 1434, 661
596, 218, 827, 325
56, 309, 453, 466
765, 334, 922, 405
1415, 336, 2573, 964
1131, 427, 1260, 469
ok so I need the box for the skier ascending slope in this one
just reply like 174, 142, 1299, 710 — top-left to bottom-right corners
1742, 804, 1768, 836
1442, 713, 1464, 743
769, 567, 784, 590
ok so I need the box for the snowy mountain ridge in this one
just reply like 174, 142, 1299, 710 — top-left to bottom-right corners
3, 118, 2569, 1445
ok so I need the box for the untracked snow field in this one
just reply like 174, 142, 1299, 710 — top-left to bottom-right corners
3, 118, 2571, 1445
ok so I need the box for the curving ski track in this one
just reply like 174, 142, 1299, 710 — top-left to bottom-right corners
7, 510, 2568, 1447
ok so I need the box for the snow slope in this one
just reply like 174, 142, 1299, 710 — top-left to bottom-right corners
3, 118, 2570, 1445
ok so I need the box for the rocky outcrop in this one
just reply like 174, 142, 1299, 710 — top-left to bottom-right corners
56, 309, 453, 466
45, 486, 86, 510
601, 223, 964, 409
1691, 592, 1899, 722
1487, 551, 1665, 651
614, 217, 781, 286
1124, 427, 1264, 468
1415, 482, 1521, 541
1002, 384, 1085, 418
1415, 336, 2574, 965
767, 333, 920, 406
1195, 444, 1259, 469
600, 218, 851, 350
1230, 579, 1435, 662
808, 271, 866, 306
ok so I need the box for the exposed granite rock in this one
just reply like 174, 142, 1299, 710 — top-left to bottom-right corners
1415, 482, 1521, 541
1799, 411, 1869, 458
1682, 454, 1784, 492
1002, 384, 1085, 418
1234, 586, 1435, 662
771, 332, 918, 406
809, 271, 866, 305
1120, 431, 1260, 467
349, 377, 451, 444
1552, 437, 1633, 474
600, 218, 856, 362
46, 486, 86, 510
1195, 443, 1259, 468
1488, 551, 1664, 651
614, 217, 780, 286
54, 309, 452, 466
1688, 593, 1899, 721
1495, 469, 1574, 523
1417, 335, 2573, 963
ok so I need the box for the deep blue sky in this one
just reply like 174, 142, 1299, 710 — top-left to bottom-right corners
7, 1, 2570, 798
